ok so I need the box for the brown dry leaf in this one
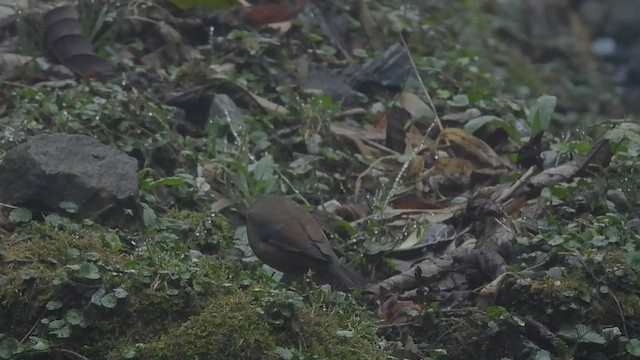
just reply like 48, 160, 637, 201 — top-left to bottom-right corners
335, 203, 371, 221
248, 92, 288, 116
331, 121, 433, 155
392, 198, 443, 210
267, 20, 293, 34
407, 155, 426, 177
331, 121, 385, 141
355, 205, 464, 226
243, 3, 307, 27
433, 157, 478, 175
399, 91, 434, 120
383, 298, 422, 324
376, 256, 454, 293
438, 128, 512, 168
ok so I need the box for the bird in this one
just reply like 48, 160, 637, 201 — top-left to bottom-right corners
246, 195, 366, 290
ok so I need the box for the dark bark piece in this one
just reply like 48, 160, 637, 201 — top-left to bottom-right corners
385, 106, 411, 153
43, 5, 112, 78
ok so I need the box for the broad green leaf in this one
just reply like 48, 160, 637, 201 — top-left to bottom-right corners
273, 346, 294, 360
46, 301, 63, 310
47, 319, 66, 330
59, 201, 79, 213
20, 269, 38, 280
28, 337, 49, 351
0, 337, 24, 359
44, 214, 65, 227
627, 338, 640, 357
528, 95, 556, 134
78, 262, 100, 279
100, 293, 118, 309
448, 94, 469, 107
254, 155, 276, 182
65, 309, 85, 325
50, 325, 72, 338
558, 324, 606, 344
104, 233, 123, 251
114, 288, 128, 299
9, 208, 31, 223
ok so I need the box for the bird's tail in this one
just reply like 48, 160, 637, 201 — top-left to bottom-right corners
325, 260, 366, 291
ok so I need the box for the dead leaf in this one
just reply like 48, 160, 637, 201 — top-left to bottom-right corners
243, 3, 307, 27
438, 127, 513, 168
433, 157, 478, 174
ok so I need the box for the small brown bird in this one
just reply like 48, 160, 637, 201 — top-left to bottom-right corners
246, 195, 365, 290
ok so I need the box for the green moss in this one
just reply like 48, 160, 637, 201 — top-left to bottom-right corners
138, 293, 276, 360
0, 222, 124, 331
166, 208, 235, 253
297, 308, 388, 360
136, 288, 389, 360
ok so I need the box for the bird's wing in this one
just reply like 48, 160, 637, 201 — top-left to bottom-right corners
260, 218, 330, 263
299, 215, 337, 258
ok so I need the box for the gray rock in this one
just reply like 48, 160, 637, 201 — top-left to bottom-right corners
303, 67, 365, 105
0, 133, 138, 226
350, 42, 412, 94
606, 189, 630, 213
626, 218, 640, 233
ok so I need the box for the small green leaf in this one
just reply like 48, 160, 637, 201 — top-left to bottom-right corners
447, 94, 469, 107
44, 214, 65, 227
46, 301, 63, 310
50, 325, 72, 338
47, 319, 66, 330
273, 346, 294, 359
65, 309, 85, 325
100, 293, 118, 308
558, 324, 606, 344
58, 201, 79, 213
141, 204, 166, 229
20, 269, 38, 280
627, 338, 640, 357
254, 155, 276, 182
85, 252, 101, 261
144, 176, 186, 191
0, 337, 24, 359
66, 248, 80, 258
121, 348, 136, 359
167, 288, 179, 296
28, 337, 49, 351
533, 349, 552, 360
78, 263, 100, 279
113, 288, 128, 299
104, 233, 123, 251
9, 208, 32, 223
